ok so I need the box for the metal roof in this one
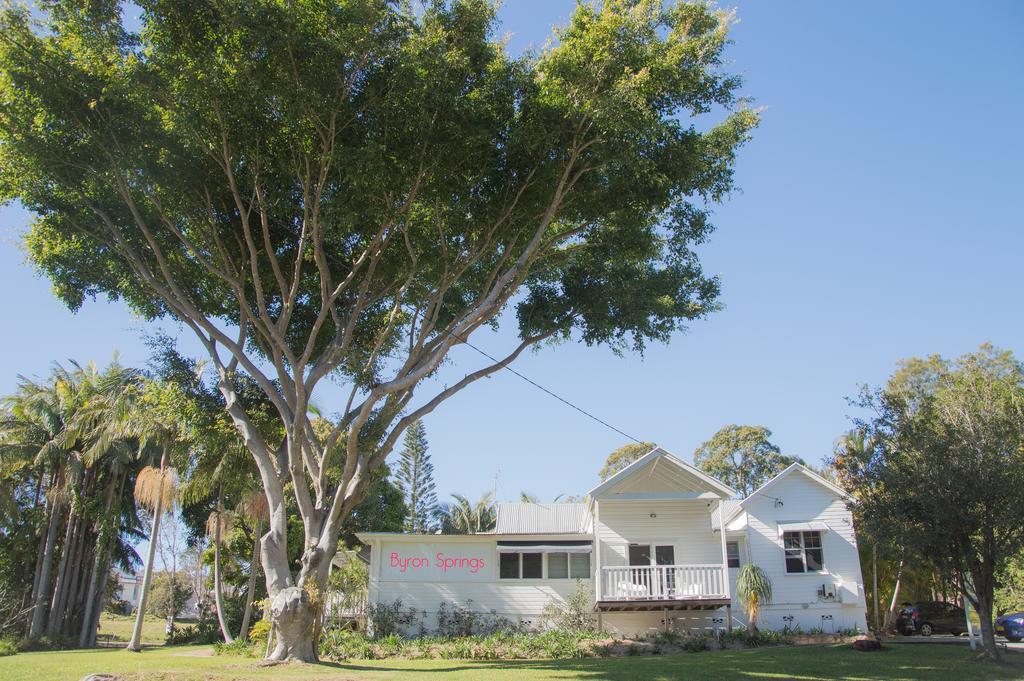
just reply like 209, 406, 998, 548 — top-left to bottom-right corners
492, 502, 593, 535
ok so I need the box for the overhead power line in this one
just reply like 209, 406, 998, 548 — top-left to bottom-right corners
455, 335, 645, 445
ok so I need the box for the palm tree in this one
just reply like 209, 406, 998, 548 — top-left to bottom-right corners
434, 492, 496, 534
206, 489, 235, 643
236, 489, 269, 640
1, 370, 80, 638
127, 454, 178, 651
736, 564, 773, 632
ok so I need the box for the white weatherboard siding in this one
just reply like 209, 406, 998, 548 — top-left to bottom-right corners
361, 450, 870, 638
596, 499, 723, 567
369, 538, 590, 631
741, 471, 868, 631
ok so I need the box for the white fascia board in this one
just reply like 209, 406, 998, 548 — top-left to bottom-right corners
739, 463, 852, 509
587, 446, 736, 499
356, 532, 592, 543
603, 491, 720, 501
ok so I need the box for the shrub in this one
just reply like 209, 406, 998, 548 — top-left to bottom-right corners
367, 599, 420, 638
718, 627, 793, 648
248, 619, 271, 649
0, 638, 17, 657
436, 601, 518, 638
541, 580, 597, 633
213, 638, 256, 657
318, 629, 605, 661
682, 633, 709, 653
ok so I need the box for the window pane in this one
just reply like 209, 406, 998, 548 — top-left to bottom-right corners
726, 541, 741, 568
805, 548, 824, 571
500, 552, 519, 579
783, 532, 802, 549
570, 552, 591, 579
522, 552, 543, 578
548, 552, 569, 579
785, 549, 805, 573
629, 544, 651, 566
803, 531, 822, 548
654, 545, 675, 566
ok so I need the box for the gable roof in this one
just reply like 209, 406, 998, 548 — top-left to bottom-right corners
588, 446, 736, 499
738, 463, 851, 510
491, 503, 592, 535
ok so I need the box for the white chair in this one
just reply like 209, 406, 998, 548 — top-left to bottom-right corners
617, 581, 649, 598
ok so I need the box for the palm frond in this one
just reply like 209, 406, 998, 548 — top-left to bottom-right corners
134, 465, 178, 512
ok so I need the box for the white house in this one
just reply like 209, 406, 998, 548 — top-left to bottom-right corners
113, 569, 143, 612
357, 447, 868, 637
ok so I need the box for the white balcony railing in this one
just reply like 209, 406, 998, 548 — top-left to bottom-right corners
600, 564, 727, 601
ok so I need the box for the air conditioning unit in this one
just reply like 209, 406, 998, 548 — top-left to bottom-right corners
817, 583, 839, 602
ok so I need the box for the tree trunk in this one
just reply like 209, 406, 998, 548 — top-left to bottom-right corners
128, 450, 167, 652
872, 545, 879, 636
882, 560, 904, 632
62, 523, 91, 637
968, 564, 1000, 661
268, 587, 317, 662
47, 509, 79, 637
28, 468, 57, 630
238, 519, 262, 641
79, 474, 117, 647
28, 494, 62, 638
86, 554, 112, 648
213, 486, 234, 644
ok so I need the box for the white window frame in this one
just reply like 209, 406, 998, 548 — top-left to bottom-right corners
783, 530, 825, 574
726, 540, 741, 568
627, 542, 677, 566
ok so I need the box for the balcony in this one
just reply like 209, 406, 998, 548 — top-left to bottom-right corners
598, 564, 729, 611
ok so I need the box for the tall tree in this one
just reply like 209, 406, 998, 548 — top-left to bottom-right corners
598, 442, 656, 481
127, 459, 178, 651
839, 345, 1024, 660
394, 421, 438, 534
693, 425, 801, 497
435, 492, 496, 535
0, 0, 756, 659
235, 489, 269, 640
0, 360, 147, 645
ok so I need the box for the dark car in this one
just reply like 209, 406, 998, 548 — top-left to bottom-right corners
896, 601, 967, 636
996, 612, 1024, 642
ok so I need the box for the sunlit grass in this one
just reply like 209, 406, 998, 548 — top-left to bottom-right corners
0, 642, 1020, 681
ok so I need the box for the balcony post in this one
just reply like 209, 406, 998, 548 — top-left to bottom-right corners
718, 499, 730, 599
594, 502, 602, 603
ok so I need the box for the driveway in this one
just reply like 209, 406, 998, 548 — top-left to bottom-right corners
889, 634, 1024, 653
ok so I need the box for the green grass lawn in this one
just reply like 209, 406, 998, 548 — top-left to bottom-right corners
1, 644, 1022, 681
95, 613, 171, 646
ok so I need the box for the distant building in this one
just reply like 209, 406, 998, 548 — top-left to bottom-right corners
112, 569, 200, 617
112, 569, 143, 612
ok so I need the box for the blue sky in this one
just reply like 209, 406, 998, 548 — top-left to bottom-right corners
1, 1, 1022, 505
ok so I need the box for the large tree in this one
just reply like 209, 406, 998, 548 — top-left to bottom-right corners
838, 345, 1024, 660
394, 420, 438, 533
0, 0, 756, 660
693, 425, 800, 497
598, 441, 656, 481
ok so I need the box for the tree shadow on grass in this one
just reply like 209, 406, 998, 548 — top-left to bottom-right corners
327, 645, 1024, 681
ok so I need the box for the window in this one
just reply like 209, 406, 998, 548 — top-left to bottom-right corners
569, 552, 591, 579
628, 543, 651, 566
522, 552, 543, 579
726, 541, 741, 568
548, 553, 569, 579
499, 552, 544, 579
502, 550, 592, 579
783, 531, 825, 573
500, 552, 520, 579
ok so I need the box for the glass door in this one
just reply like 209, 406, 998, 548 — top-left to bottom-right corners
628, 544, 652, 594
655, 545, 676, 595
